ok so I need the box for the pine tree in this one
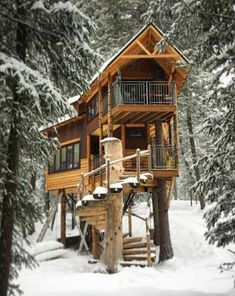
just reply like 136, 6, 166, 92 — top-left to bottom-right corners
144, 0, 235, 246
0, 1, 97, 295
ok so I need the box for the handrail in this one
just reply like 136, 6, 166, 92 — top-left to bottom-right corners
84, 149, 149, 178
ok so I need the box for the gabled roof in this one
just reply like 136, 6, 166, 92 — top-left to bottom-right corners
70, 22, 189, 106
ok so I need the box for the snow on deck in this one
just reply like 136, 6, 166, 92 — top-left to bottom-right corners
18, 201, 234, 296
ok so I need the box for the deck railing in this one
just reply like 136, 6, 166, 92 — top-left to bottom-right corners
102, 80, 176, 115
113, 80, 176, 105
151, 145, 176, 169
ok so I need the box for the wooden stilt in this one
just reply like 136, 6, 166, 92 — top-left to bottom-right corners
102, 193, 123, 273
92, 226, 100, 259
98, 81, 103, 186
128, 206, 132, 237
108, 74, 113, 137
60, 190, 66, 247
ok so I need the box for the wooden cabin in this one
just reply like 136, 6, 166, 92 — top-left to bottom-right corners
43, 23, 189, 270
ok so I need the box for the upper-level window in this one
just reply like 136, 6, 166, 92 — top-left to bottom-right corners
87, 96, 98, 121
49, 142, 80, 174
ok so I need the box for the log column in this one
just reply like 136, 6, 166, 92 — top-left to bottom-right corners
108, 74, 113, 137
98, 81, 103, 186
100, 137, 124, 272
60, 190, 66, 247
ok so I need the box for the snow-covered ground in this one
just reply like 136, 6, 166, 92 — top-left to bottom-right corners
18, 201, 235, 296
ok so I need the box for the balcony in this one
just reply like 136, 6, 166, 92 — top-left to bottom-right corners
103, 80, 176, 115
102, 81, 176, 124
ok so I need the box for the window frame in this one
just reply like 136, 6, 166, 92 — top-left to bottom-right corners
48, 141, 80, 174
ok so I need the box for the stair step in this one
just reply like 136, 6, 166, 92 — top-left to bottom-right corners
123, 248, 155, 255
123, 242, 147, 249
123, 237, 144, 244
119, 261, 148, 268
123, 255, 156, 262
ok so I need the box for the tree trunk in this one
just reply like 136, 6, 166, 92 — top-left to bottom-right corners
151, 190, 160, 245
0, 123, 19, 296
0, 3, 27, 294
154, 119, 174, 261
186, 100, 205, 209
157, 178, 174, 262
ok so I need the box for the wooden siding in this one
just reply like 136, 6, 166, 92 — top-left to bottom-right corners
57, 118, 87, 159
46, 158, 88, 191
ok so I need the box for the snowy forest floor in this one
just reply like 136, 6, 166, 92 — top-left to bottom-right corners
18, 201, 235, 296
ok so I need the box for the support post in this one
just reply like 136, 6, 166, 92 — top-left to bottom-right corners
98, 81, 103, 186
106, 158, 110, 191
92, 226, 100, 259
147, 144, 152, 172
108, 74, 113, 137
60, 190, 66, 247
173, 113, 179, 169
102, 193, 123, 273
136, 148, 140, 183
128, 206, 132, 237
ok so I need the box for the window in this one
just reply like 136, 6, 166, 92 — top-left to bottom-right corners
48, 142, 80, 174
126, 127, 147, 149
87, 96, 98, 121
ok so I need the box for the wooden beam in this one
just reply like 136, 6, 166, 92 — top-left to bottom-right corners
136, 40, 152, 56
119, 54, 178, 59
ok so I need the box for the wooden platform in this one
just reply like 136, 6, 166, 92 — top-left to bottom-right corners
102, 104, 176, 125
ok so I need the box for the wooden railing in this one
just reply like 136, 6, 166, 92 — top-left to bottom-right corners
80, 148, 150, 197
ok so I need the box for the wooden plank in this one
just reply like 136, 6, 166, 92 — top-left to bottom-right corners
123, 237, 143, 244
123, 242, 147, 249
76, 208, 106, 217
119, 54, 178, 59
60, 137, 81, 147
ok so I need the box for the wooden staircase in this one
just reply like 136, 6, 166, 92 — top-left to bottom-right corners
122, 236, 156, 266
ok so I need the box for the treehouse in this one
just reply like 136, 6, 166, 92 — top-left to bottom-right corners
42, 23, 189, 270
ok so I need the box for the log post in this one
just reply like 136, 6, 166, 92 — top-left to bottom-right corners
98, 81, 103, 186
128, 206, 132, 237
108, 74, 113, 137
136, 148, 140, 183
92, 226, 100, 259
146, 231, 152, 267
60, 190, 66, 247
102, 193, 123, 273
100, 137, 124, 273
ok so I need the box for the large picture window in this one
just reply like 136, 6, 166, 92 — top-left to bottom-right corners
48, 142, 80, 174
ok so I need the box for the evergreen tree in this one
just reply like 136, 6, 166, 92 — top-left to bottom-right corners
0, 1, 97, 295
144, 0, 235, 245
